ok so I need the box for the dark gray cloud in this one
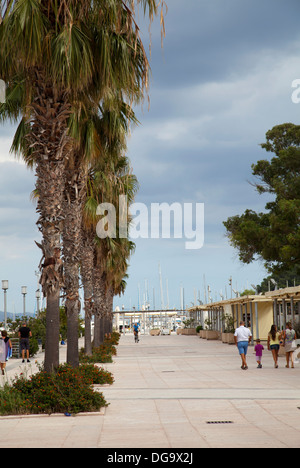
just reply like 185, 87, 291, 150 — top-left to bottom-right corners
144, 0, 300, 89
122, 0, 300, 308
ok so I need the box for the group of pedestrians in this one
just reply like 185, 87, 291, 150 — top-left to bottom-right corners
0, 322, 32, 375
267, 322, 297, 369
234, 320, 298, 370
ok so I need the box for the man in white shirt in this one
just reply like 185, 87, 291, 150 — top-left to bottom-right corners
234, 321, 252, 370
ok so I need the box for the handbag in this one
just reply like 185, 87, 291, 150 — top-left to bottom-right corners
291, 340, 297, 350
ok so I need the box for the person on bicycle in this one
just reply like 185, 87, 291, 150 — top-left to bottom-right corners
133, 323, 140, 343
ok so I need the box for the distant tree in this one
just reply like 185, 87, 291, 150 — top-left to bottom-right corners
255, 267, 300, 294
240, 289, 256, 297
224, 123, 300, 276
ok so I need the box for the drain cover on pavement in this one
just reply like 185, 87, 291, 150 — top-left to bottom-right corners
206, 421, 233, 424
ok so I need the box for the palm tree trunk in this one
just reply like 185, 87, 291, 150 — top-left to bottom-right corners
81, 238, 94, 356
63, 165, 87, 368
105, 287, 114, 336
30, 70, 71, 373
93, 268, 106, 347
44, 289, 61, 373
85, 314, 92, 356
93, 315, 101, 348
65, 261, 80, 368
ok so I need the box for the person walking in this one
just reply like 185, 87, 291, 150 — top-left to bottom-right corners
267, 324, 281, 368
234, 321, 252, 370
282, 322, 297, 368
1, 330, 12, 373
0, 333, 6, 375
18, 322, 32, 363
133, 322, 140, 343
254, 339, 264, 368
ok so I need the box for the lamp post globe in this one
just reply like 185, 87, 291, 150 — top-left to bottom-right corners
21, 286, 27, 318
2, 280, 9, 329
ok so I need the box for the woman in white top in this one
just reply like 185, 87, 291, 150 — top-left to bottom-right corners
282, 322, 297, 368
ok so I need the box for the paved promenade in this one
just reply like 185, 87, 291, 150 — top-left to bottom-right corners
1, 334, 300, 448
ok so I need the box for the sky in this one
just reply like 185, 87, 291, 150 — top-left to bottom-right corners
1, 0, 300, 316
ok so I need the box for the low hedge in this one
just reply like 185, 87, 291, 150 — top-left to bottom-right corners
0, 332, 121, 416
79, 332, 120, 364
0, 363, 112, 416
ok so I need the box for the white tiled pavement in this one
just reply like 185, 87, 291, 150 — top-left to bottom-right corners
1, 334, 300, 448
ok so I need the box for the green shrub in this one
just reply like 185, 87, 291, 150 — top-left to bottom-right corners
29, 338, 39, 357
102, 343, 117, 356
0, 383, 28, 416
79, 333, 119, 364
78, 364, 114, 385
79, 346, 114, 364
108, 332, 121, 345
0, 363, 108, 416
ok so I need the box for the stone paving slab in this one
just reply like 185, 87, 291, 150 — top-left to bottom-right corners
1, 334, 300, 448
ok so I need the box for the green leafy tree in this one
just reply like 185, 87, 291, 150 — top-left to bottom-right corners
240, 289, 256, 297
255, 267, 300, 294
224, 123, 300, 276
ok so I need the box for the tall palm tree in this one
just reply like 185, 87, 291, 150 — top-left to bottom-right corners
64, 91, 138, 366
84, 150, 138, 348
0, 0, 165, 371
80, 96, 131, 354
93, 234, 136, 346
94, 158, 137, 341
54, 0, 164, 369
0, 0, 93, 372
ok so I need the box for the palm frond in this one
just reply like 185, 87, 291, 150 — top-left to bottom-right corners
51, 21, 94, 89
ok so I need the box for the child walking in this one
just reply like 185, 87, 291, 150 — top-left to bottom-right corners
255, 339, 264, 368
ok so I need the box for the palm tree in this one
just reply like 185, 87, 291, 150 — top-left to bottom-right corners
0, 0, 165, 371
84, 150, 138, 348
93, 235, 136, 346
64, 90, 138, 366
53, 0, 164, 369
102, 239, 135, 338
0, 0, 93, 372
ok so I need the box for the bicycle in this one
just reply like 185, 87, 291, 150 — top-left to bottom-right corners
134, 331, 139, 343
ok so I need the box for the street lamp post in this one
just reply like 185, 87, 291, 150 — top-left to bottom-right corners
21, 286, 27, 318
229, 276, 232, 299
36, 289, 41, 315
2, 280, 9, 329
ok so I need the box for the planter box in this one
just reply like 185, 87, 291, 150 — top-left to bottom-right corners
150, 329, 161, 336
222, 332, 235, 343
205, 330, 219, 340
199, 330, 206, 338
176, 328, 183, 335
227, 333, 235, 344
181, 328, 197, 335
222, 333, 229, 343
